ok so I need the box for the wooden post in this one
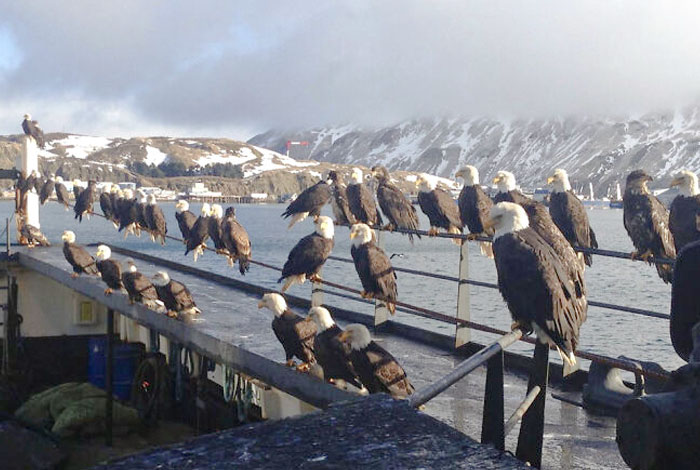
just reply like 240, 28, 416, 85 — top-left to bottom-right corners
20, 136, 40, 229
105, 309, 114, 447
373, 230, 390, 327
455, 241, 471, 348
481, 350, 505, 450
516, 342, 549, 468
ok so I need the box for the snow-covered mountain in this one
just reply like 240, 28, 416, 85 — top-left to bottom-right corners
0, 134, 324, 181
249, 108, 700, 194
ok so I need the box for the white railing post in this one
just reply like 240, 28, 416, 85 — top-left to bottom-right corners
374, 229, 390, 327
455, 240, 471, 347
19, 136, 40, 229
311, 268, 324, 307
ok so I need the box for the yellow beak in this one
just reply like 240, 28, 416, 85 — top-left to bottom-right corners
670, 177, 684, 188
482, 217, 497, 231
257, 300, 265, 309
349, 231, 357, 239
492, 176, 501, 184
337, 331, 351, 342
547, 176, 555, 184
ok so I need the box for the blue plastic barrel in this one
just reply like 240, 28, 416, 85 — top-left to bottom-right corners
88, 337, 141, 401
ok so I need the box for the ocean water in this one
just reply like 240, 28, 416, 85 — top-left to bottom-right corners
3, 200, 683, 371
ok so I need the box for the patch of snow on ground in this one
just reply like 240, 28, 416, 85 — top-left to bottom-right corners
196, 149, 256, 167
51, 135, 112, 159
143, 146, 169, 166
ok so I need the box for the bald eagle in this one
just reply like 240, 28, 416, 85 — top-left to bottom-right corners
221, 206, 251, 275
117, 189, 139, 238
185, 203, 211, 262
99, 185, 116, 227
278, 216, 334, 292
20, 220, 50, 247
152, 271, 201, 317
54, 176, 71, 210
175, 200, 197, 242
307, 307, 363, 390
328, 170, 355, 226
134, 190, 149, 236
456, 166, 494, 257
208, 204, 228, 255
337, 324, 414, 398
258, 293, 317, 369
39, 175, 55, 205
74, 180, 97, 222
669, 170, 700, 253
121, 260, 164, 310
21, 114, 45, 148
415, 174, 461, 243
347, 168, 382, 227
145, 194, 167, 245
488, 202, 587, 375
670, 240, 700, 361
61, 231, 99, 278
371, 166, 419, 241
281, 176, 332, 229
95, 245, 122, 295
623, 170, 675, 283
547, 169, 598, 267
350, 223, 397, 314
492, 171, 532, 205
72, 180, 82, 201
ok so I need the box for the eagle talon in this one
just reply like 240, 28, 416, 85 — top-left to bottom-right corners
466, 233, 478, 241
296, 363, 311, 372
383, 223, 395, 231
70, 273, 79, 279
166, 310, 178, 318
427, 227, 438, 236
309, 274, 322, 282
285, 359, 296, 368
104, 288, 113, 296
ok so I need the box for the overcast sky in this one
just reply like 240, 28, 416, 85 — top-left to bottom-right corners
2, 1, 700, 139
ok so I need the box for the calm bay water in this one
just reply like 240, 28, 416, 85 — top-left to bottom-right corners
3, 200, 682, 371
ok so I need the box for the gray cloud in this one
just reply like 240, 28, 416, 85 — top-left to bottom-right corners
2, 1, 700, 137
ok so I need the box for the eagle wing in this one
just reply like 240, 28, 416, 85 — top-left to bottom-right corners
377, 182, 418, 232
365, 343, 414, 398
670, 241, 700, 361
63, 243, 98, 274
97, 259, 122, 289
281, 233, 332, 278
458, 185, 493, 235
332, 184, 355, 225
39, 180, 54, 205
282, 181, 331, 218
433, 188, 462, 229
55, 183, 70, 207
351, 244, 397, 303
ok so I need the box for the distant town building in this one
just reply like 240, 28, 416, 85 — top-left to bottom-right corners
186, 182, 222, 198
118, 182, 137, 191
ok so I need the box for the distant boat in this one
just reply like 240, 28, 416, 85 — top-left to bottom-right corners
609, 182, 623, 208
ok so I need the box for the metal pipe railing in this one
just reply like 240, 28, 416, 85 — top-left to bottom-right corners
408, 329, 524, 408
60, 202, 673, 381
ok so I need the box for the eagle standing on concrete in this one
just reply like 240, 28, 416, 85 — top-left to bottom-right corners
669, 170, 700, 253
307, 306, 364, 390
456, 165, 494, 257
281, 176, 332, 229
20, 219, 50, 247
278, 216, 334, 292
95, 245, 122, 295
547, 169, 598, 267
350, 223, 397, 314
152, 271, 201, 317
347, 168, 382, 227
372, 165, 419, 241
488, 202, 587, 375
121, 259, 164, 310
337, 324, 414, 398
623, 170, 675, 283
74, 180, 97, 222
258, 293, 317, 369
221, 206, 251, 275
62, 231, 99, 278
21, 114, 45, 148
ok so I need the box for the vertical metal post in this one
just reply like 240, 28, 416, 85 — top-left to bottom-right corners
516, 342, 550, 468
373, 230, 390, 327
5, 218, 9, 255
455, 241, 471, 347
20, 136, 40, 229
105, 309, 114, 447
481, 350, 505, 450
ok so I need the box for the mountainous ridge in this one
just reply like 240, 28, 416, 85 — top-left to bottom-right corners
249, 108, 700, 194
